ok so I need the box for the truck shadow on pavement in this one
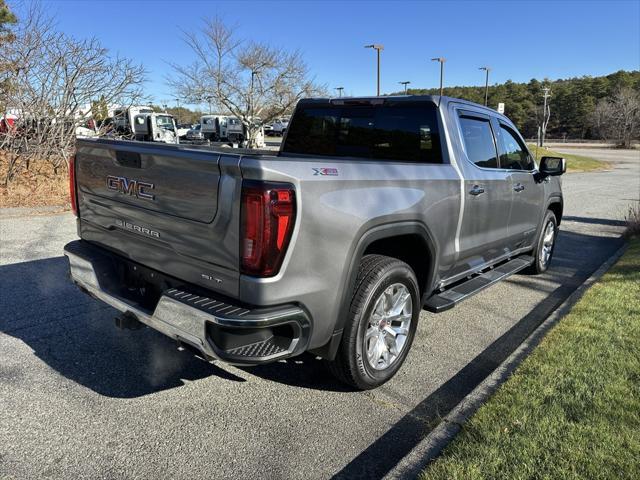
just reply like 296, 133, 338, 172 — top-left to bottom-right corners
0, 228, 624, 410
0, 255, 349, 397
0, 257, 245, 398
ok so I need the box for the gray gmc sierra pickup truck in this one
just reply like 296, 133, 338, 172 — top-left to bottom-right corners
65, 95, 565, 389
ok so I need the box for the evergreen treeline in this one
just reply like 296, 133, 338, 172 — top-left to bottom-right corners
397, 70, 640, 139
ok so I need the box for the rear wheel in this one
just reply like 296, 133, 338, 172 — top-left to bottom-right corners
526, 210, 558, 274
327, 255, 420, 390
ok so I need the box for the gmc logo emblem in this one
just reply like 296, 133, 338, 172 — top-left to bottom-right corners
106, 175, 155, 200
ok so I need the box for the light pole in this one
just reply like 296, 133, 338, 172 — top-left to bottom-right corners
399, 81, 411, 94
250, 70, 258, 119
479, 66, 491, 106
205, 96, 213, 115
541, 87, 551, 147
173, 98, 180, 123
365, 44, 384, 96
431, 57, 446, 97
335, 87, 344, 97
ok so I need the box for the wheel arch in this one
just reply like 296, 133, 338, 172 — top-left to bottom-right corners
547, 196, 563, 225
310, 221, 439, 360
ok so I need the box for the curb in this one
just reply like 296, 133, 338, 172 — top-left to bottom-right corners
384, 242, 628, 480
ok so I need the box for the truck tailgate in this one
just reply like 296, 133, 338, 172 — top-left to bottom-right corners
74, 138, 242, 297
77, 140, 220, 222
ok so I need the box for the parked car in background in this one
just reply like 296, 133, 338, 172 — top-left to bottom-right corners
270, 116, 289, 136
185, 124, 204, 141
65, 95, 565, 390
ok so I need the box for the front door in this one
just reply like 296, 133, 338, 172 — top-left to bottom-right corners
452, 110, 513, 278
494, 121, 545, 250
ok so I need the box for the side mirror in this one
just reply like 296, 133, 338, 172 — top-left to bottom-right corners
539, 156, 566, 177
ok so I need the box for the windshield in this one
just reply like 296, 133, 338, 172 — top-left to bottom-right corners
282, 101, 442, 163
155, 116, 174, 130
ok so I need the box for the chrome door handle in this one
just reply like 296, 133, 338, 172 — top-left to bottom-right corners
513, 183, 525, 192
469, 185, 485, 196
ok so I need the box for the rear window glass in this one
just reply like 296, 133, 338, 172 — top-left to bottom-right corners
282, 103, 442, 163
458, 116, 498, 169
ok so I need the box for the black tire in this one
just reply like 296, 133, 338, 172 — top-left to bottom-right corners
327, 255, 420, 390
526, 210, 558, 274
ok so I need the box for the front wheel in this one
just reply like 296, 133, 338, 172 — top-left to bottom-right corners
526, 210, 558, 274
327, 255, 420, 390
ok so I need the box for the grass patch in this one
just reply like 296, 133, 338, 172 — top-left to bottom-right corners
625, 202, 640, 238
421, 239, 640, 480
528, 144, 608, 172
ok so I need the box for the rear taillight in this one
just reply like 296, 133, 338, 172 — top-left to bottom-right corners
240, 181, 296, 277
69, 155, 78, 217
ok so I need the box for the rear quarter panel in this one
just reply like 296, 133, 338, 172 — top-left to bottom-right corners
239, 156, 461, 349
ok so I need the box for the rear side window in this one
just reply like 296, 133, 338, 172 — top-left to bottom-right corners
458, 116, 498, 168
282, 103, 442, 163
498, 124, 535, 170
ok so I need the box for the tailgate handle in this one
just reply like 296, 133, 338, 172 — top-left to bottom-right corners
115, 150, 141, 168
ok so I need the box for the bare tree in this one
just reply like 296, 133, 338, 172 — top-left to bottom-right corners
0, 3, 146, 183
590, 98, 616, 142
168, 17, 325, 147
591, 87, 640, 148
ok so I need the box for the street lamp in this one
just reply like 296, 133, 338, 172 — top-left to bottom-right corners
250, 70, 259, 119
431, 57, 446, 97
479, 66, 491, 106
399, 81, 411, 94
173, 98, 180, 123
335, 87, 345, 98
365, 44, 384, 96
205, 95, 214, 114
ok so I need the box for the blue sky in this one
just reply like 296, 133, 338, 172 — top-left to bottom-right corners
14, 0, 640, 107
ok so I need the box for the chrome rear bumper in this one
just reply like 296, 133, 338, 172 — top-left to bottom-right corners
64, 240, 311, 365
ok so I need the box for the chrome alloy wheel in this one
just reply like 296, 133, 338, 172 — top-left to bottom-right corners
540, 220, 556, 268
364, 283, 413, 371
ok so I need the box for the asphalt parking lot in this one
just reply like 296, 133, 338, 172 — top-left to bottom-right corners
1, 148, 638, 479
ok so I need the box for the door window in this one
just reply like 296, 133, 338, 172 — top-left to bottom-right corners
498, 125, 534, 170
458, 116, 498, 168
